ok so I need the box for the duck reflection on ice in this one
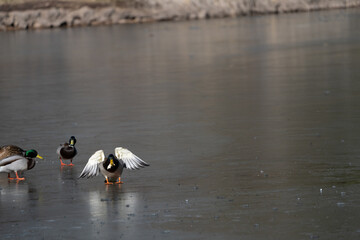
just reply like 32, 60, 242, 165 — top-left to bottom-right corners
85, 187, 142, 237
0, 181, 40, 221
59, 163, 77, 180
87, 187, 140, 221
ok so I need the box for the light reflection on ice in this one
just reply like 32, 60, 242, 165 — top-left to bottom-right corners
87, 187, 140, 219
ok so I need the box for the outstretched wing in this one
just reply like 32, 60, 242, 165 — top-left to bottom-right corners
79, 150, 105, 178
0, 155, 27, 166
114, 147, 149, 170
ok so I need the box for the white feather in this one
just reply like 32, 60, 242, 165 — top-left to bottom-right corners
79, 150, 105, 178
114, 147, 149, 170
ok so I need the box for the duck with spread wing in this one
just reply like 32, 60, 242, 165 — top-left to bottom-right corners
79, 147, 149, 184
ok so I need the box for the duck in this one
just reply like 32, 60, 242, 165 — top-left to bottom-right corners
79, 147, 149, 185
57, 136, 77, 166
0, 145, 43, 181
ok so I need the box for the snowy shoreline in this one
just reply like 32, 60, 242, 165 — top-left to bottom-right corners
1, 0, 360, 31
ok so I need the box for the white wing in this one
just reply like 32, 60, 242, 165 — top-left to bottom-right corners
79, 150, 105, 178
114, 147, 149, 170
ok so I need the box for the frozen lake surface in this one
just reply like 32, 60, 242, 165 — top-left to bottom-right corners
1, 8, 360, 240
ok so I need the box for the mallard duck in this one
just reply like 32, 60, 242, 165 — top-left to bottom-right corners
0, 145, 43, 181
79, 147, 149, 185
57, 136, 77, 166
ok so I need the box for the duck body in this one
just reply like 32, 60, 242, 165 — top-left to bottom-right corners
99, 154, 125, 182
57, 136, 77, 166
0, 155, 35, 172
79, 147, 149, 185
56, 143, 77, 160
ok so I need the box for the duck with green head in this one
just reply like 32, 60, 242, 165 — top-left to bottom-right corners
57, 136, 77, 166
0, 145, 43, 181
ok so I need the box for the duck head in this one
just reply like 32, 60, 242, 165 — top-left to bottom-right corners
69, 136, 77, 146
25, 149, 43, 159
106, 154, 118, 170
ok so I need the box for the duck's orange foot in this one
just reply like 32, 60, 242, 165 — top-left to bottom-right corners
104, 178, 114, 185
67, 163, 74, 166
59, 158, 68, 166
115, 177, 124, 184
8, 173, 25, 181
